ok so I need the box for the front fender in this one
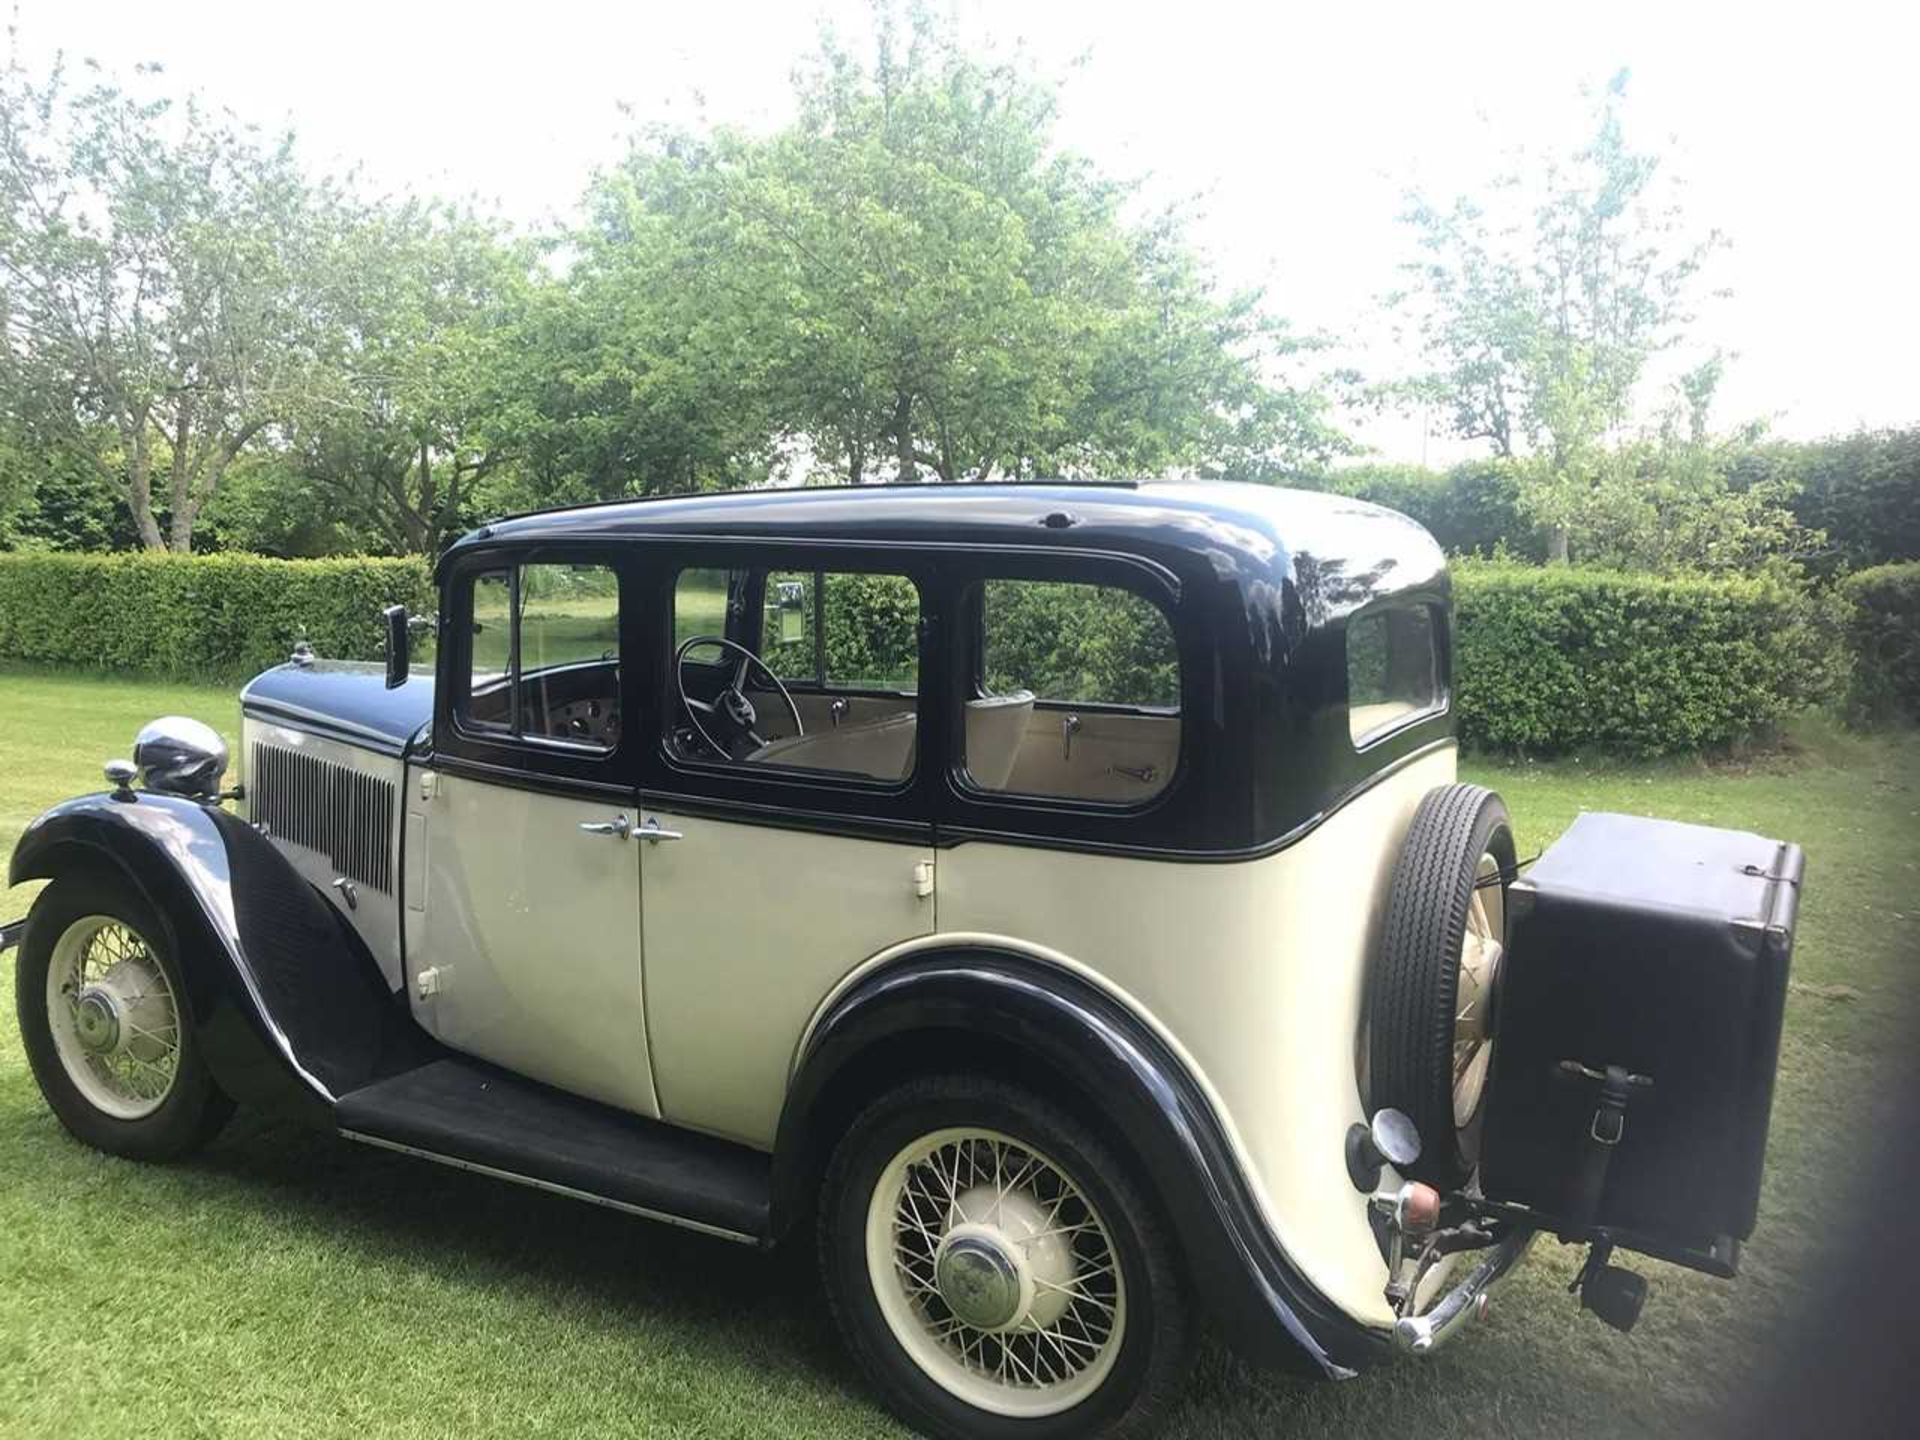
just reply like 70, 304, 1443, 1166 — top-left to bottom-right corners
10, 792, 421, 1123
774, 949, 1388, 1378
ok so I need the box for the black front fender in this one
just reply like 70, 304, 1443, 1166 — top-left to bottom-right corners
774, 949, 1389, 1378
10, 792, 422, 1123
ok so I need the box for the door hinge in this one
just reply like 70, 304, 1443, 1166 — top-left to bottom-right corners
913, 860, 935, 899
416, 965, 448, 999
418, 770, 438, 802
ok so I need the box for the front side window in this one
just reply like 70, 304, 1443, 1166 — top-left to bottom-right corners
964, 579, 1180, 803
1347, 604, 1443, 745
459, 561, 622, 751
670, 564, 920, 783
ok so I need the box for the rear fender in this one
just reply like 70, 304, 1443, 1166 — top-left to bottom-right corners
773, 948, 1390, 1378
10, 792, 422, 1123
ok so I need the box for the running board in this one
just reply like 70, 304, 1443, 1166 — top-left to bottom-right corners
335, 1059, 771, 1244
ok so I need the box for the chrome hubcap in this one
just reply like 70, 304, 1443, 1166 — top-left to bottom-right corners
45, 917, 182, 1120
73, 989, 121, 1053
936, 1234, 1024, 1330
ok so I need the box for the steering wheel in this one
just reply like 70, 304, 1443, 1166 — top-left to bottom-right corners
674, 635, 805, 759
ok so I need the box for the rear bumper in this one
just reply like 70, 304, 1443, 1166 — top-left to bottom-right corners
1392, 1229, 1535, 1355
0, 917, 23, 954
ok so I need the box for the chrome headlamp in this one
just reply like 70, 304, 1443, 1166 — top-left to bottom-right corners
132, 716, 229, 799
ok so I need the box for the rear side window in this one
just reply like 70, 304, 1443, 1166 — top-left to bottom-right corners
1347, 605, 1443, 745
964, 579, 1179, 803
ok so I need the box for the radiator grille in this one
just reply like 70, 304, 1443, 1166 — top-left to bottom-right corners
249, 742, 396, 894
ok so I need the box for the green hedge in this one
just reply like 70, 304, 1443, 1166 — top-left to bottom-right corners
1452, 564, 1846, 755
0, 550, 1853, 756
0, 551, 433, 679
1841, 562, 1920, 723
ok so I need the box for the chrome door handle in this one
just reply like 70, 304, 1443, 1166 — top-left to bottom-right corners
1061, 713, 1081, 761
639, 817, 685, 843
579, 814, 632, 840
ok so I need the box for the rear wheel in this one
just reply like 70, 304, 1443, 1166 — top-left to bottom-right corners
818, 1074, 1188, 1440
16, 873, 232, 1161
1368, 783, 1515, 1189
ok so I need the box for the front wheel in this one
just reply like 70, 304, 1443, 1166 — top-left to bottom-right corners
819, 1075, 1188, 1440
16, 872, 232, 1161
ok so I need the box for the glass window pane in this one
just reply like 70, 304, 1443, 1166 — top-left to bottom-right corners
464, 569, 514, 730
520, 564, 619, 674
670, 564, 919, 783
1347, 606, 1441, 744
825, 573, 918, 691
969, 579, 1179, 802
982, 581, 1178, 709
674, 568, 732, 651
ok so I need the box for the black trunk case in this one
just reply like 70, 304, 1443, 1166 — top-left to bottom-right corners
1480, 812, 1803, 1276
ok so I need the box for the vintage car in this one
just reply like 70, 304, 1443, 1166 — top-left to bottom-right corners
4, 481, 1802, 1439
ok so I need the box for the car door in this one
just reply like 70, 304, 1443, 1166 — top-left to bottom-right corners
407, 551, 658, 1117
637, 556, 937, 1147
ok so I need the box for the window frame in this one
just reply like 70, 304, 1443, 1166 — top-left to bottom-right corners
433, 545, 636, 791
1343, 600, 1451, 752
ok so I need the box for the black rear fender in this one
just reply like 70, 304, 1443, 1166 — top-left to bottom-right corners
774, 949, 1389, 1378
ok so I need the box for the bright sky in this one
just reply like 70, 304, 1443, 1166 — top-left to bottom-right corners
17, 0, 1917, 463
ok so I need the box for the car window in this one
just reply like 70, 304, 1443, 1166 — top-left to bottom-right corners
670, 564, 920, 783
458, 562, 622, 751
1347, 604, 1443, 745
965, 579, 1179, 802
761, 569, 919, 692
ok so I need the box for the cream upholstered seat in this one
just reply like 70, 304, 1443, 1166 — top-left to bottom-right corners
963, 691, 1035, 790
747, 710, 918, 781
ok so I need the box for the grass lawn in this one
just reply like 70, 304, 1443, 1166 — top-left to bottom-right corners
1, 661, 1915, 1437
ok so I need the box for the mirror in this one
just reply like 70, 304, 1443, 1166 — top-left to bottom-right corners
768, 579, 808, 645
383, 604, 410, 689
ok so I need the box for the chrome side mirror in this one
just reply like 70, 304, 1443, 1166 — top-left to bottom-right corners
383, 604, 410, 689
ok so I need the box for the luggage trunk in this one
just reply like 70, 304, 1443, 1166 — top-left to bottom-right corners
1480, 812, 1803, 1276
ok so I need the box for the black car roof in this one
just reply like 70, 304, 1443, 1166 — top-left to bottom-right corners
444, 480, 1446, 621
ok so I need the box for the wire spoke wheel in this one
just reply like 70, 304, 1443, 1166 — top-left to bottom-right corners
1452, 851, 1506, 1129
43, 915, 182, 1121
864, 1126, 1127, 1418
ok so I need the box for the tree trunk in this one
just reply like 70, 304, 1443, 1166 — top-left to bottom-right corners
123, 427, 166, 552
892, 392, 916, 482
1548, 526, 1571, 564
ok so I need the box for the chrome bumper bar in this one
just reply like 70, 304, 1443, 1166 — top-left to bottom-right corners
0, 918, 23, 955
1392, 1228, 1535, 1355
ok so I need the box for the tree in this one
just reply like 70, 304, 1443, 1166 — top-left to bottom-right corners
285, 199, 533, 553
1391, 72, 1724, 562
0, 52, 322, 551
566, 6, 1340, 490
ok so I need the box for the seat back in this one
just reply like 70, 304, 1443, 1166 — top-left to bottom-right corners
963, 691, 1035, 789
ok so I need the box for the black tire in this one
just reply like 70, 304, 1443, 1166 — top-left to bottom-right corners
818, 1074, 1189, 1440
1367, 783, 1516, 1190
16, 872, 233, 1161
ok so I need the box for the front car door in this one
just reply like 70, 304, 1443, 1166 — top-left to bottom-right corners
636, 551, 938, 1146
405, 549, 658, 1116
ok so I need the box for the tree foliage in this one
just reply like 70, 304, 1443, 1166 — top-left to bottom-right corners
1391, 72, 1735, 563
552, 9, 1341, 491
0, 52, 324, 551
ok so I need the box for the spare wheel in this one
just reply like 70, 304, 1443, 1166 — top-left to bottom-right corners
1367, 783, 1516, 1190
